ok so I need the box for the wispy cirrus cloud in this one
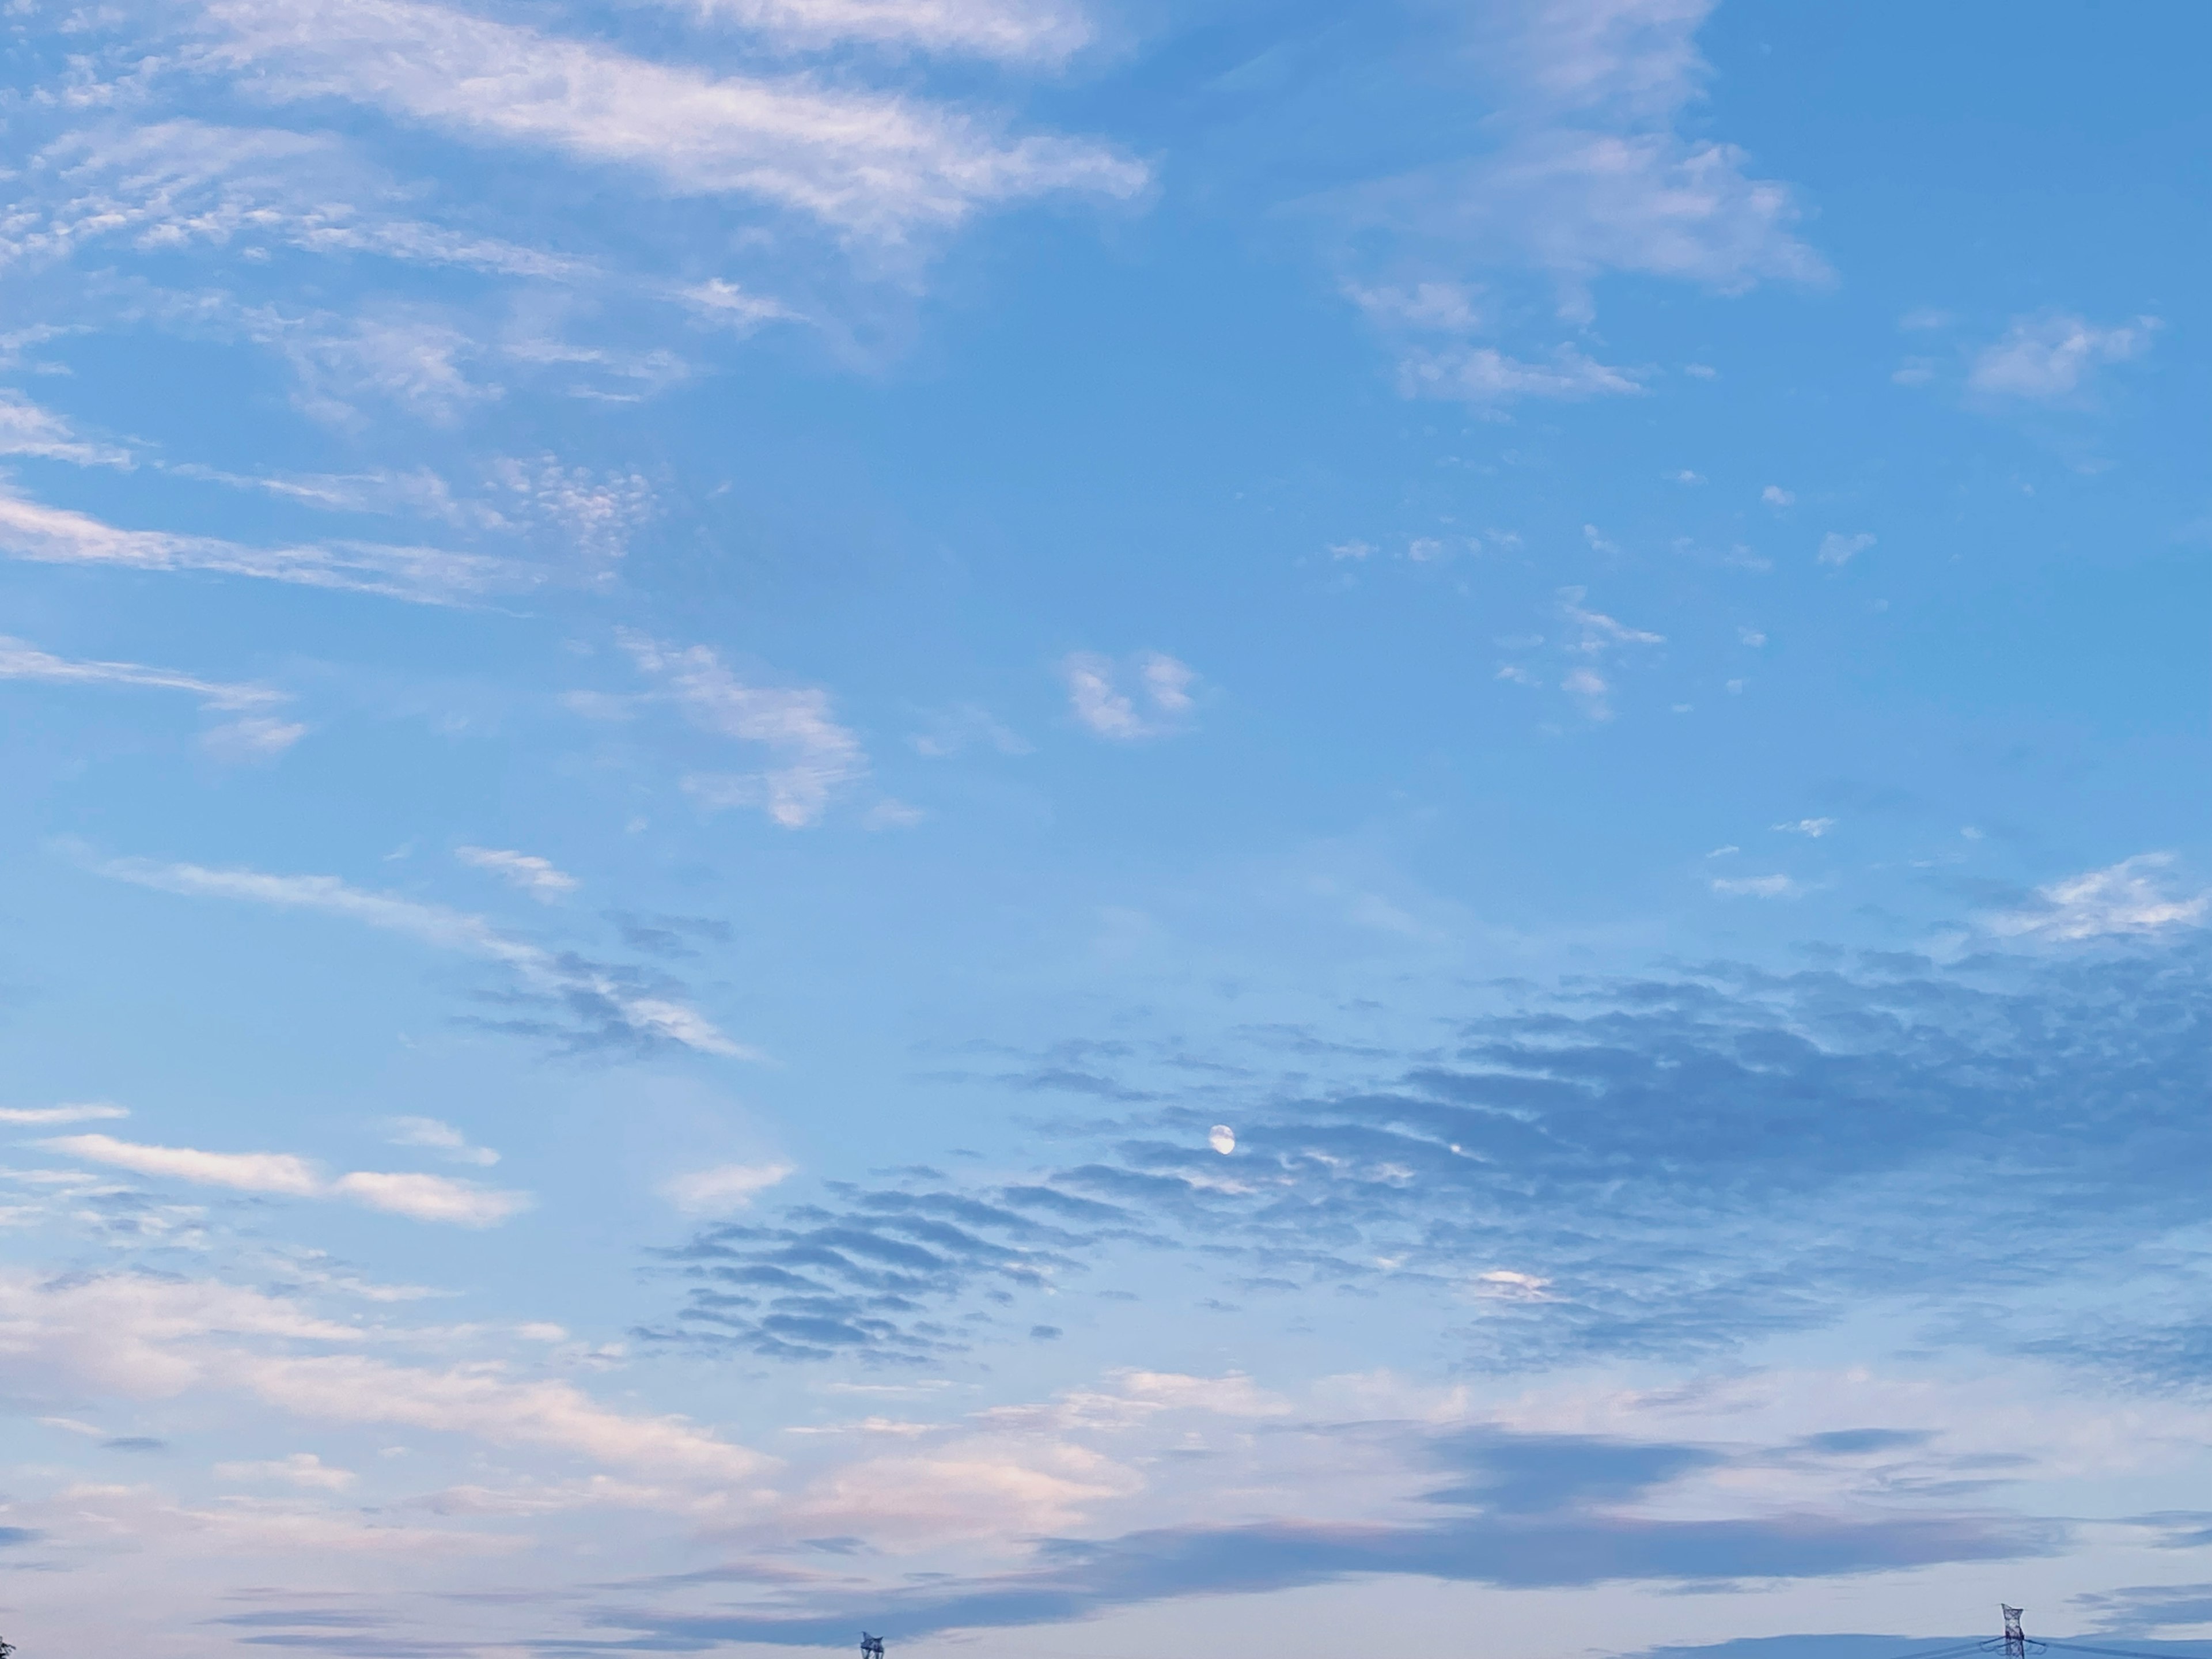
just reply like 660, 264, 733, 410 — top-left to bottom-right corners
1968, 311, 2159, 403
619, 631, 868, 828
88, 855, 747, 1058
456, 847, 579, 902
664, 0, 1094, 63
660, 1160, 796, 1215
0, 633, 305, 759
0, 635, 283, 711
189, 0, 1144, 241
0, 487, 532, 605
0, 1102, 129, 1126
1331, 0, 1824, 399
387, 1116, 500, 1168
38, 1133, 529, 1226
1710, 873, 1800, 898
0, 390, 132, 467
1398, 343, 1643, 404
1062, 650, 1199, 741
0, 1270, 772, 1482
1541, 588, 1664, 721
7, 119, 584, 282
1983, 853, 2207, 942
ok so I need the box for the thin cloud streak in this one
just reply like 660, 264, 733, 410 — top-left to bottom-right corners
89, 855, 748, 1057
670, 0, 1093, 63
0, 487, 532, 604
40, 1132, 531, 1225
0, 634, 285, 710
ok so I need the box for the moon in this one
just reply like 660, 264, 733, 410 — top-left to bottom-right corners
1209, 1124, 1236, 1155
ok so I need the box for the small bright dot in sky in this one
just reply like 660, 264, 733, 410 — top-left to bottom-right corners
1209, 1126, 1236, 1155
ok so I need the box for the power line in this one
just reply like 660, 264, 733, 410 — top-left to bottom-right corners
1872, 1639, 1999, 1659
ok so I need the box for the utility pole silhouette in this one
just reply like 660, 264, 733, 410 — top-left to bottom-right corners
2002, 1605, 2028, 1659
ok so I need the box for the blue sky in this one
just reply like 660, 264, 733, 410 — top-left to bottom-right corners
1, 0, 2210, 1654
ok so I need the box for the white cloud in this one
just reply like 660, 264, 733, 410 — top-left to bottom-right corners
1109, 1369, 1289, 1417
1711, 874, 1799, 898
1670, 469, 1703, 484
0, 389, 132, 467
1774, 817, 1835, 838
1540, 587, 1663, 721
1332, 4, 1821, 410
0, 486, 531, 604
1339, 2, 1822, 312
456, 846, 578, 901
1061, 650, 1200, 741
1560, 665, 1611, 719
677, 278, 798, 333
256, 306, 497, 426
168, 461, 480, 525
43, 1141, 323, 1203
242, 1352, 769, 1480
0, 1102, 128, 1126
1562, 590, 1663, 653
215, 1452, 357, 1491
332, 1172, 531, 1227
1399, 344, 1642, 404
1984, 853, 2207, 942
669, 0, 1093, 63
787, 1436, 1138, 1542
1817, 531, 1873, 567
39, 1134, 530, 1225
0, 1270, 771, 1482
0, 635, 284, 711
201, 715, 309, 762
660, 1160, 796, 1214
193, 0, 1144, 241
1345, 280, 1484, 332
1761, 484, 1794, 506
1468, 1269, 1551, 1302
1142, 652, 1195, 716
1328, 539, 1377, 561
41, 1134, 322, 1195
388, 1118, 499, 1167
10, 120, 581, 282
92, 855, 744, 1056
619, 631, 866, 828
485, 456, 657, 563
1968, 312, 2158, 402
